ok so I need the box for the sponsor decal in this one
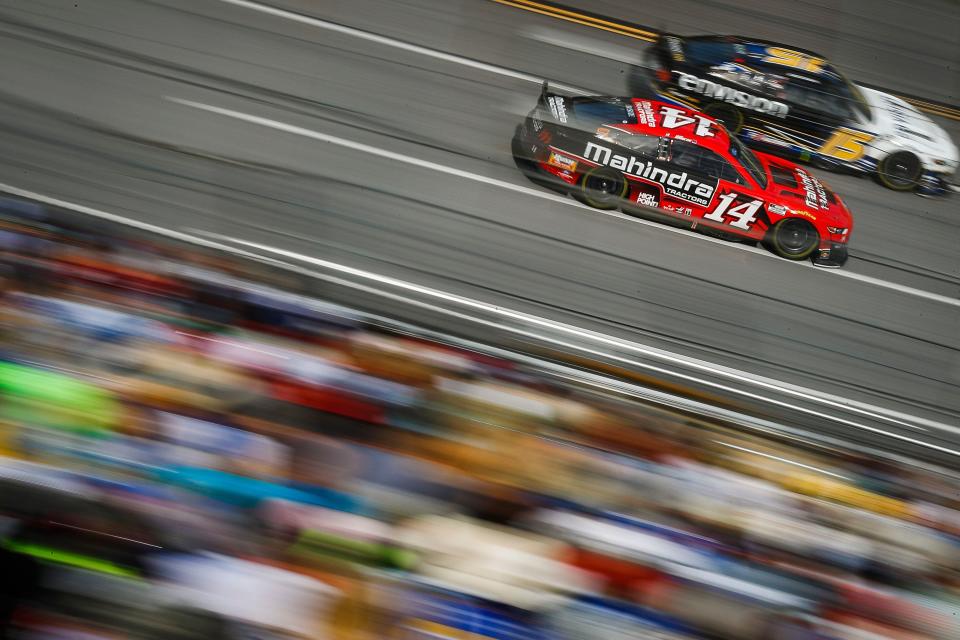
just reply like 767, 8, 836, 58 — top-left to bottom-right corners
547, 96, 568, 123
659, 106, 715, 137
596, 127, 610, 137
583, 140, 717, 206
548, 151, 577, 171
635, 191, 659, 207
711, 63, 784, 91
767, 203, 788, 216
792, 209, 817, 221
665, 36, 685, 61
795, 168, 829, 210
676, 72, 789, 118
883, 95, 930, 140
662, 204, 692, 216
636, 100, 656, 126
532, 118, 543, 132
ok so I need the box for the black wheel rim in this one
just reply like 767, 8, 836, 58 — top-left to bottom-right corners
777, 219, 815, 254
584, 172, 623, 203
883, 153, 921, 187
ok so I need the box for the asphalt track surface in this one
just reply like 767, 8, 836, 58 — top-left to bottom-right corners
0, 0, 959, 464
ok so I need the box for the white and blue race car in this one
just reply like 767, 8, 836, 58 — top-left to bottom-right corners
634, 35, 959, 196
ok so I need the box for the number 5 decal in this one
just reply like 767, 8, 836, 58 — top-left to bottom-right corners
819, 128, 875, 161
703, 193, 761, 230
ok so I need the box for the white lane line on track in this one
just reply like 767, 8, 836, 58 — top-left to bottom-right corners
165, 96, 960, 310
0, 182, 956, 455
164, 97, 581, 207
189, 229, 960, 437
186, 230, 960, 455
212, 0, 589, 95
832, 269, 960, 308
162, 96, 774, 256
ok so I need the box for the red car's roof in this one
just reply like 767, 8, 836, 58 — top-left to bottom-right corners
621, 99, 732, 153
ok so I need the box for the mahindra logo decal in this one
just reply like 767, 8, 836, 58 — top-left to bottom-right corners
795, 168, 828, 210
584, 141, 717, 206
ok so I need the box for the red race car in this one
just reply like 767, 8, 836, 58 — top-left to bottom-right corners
512, 84, 853, 267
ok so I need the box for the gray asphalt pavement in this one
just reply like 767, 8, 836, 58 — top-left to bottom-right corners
0, 0, 958, 462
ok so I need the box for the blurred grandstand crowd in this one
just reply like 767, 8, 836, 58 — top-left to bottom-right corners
1, 195, 960, 639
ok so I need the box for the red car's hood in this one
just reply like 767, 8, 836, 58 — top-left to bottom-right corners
755, 152, 853, 231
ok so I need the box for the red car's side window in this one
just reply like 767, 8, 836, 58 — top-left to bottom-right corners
671, 140, 746, 185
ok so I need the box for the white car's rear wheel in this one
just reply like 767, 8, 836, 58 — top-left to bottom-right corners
877, 151, 922, 190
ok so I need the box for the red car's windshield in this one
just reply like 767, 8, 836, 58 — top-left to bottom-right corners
729, 135, 768, 189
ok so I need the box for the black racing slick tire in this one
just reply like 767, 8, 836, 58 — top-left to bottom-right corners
765, 219, 819, 260
574, 166, 628, 209
877, 151, 923, 191
701, 102, 744, 134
